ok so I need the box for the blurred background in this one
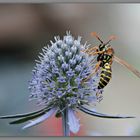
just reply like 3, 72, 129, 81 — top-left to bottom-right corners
0, 4, 140, 136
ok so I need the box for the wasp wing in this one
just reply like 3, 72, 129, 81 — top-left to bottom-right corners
114, 55, 140, 78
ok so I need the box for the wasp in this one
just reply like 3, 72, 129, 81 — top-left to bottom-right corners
82, 32, 140, 91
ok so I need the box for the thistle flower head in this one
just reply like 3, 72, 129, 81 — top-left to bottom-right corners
29, 31, 101, 109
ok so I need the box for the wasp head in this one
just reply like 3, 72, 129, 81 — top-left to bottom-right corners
99, 43, 111, 51
91, 32, 116, 53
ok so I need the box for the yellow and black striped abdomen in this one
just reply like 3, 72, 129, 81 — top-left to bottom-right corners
98, 64, 112, 89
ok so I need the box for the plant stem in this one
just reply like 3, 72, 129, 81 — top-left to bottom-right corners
62, 107, 70, 136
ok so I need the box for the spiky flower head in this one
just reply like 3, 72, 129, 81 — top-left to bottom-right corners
29, 31, 102, 107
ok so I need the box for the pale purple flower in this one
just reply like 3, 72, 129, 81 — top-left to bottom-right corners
28, 31, 101, 108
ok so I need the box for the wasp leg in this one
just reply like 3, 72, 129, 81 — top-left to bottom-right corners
109, 59, 113, 65
88, 50, 105, 56
82, 61, 101, 83
96, 91, 103, 102
105, 35, 116, 45
91, 32, 103, 43
82, 46, 98, 53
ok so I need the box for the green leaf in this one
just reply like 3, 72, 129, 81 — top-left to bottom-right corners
78, 105, 135, 119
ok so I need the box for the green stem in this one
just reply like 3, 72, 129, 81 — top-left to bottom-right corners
62, 107, 70, 136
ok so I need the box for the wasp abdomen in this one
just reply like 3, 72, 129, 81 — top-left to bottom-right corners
98, 64, 112, 89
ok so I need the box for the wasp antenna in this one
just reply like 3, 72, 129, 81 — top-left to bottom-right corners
91, 32, 103, 43
91, 32, 97, 36
109, 35, 116, 41
105, 35, 116, 44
